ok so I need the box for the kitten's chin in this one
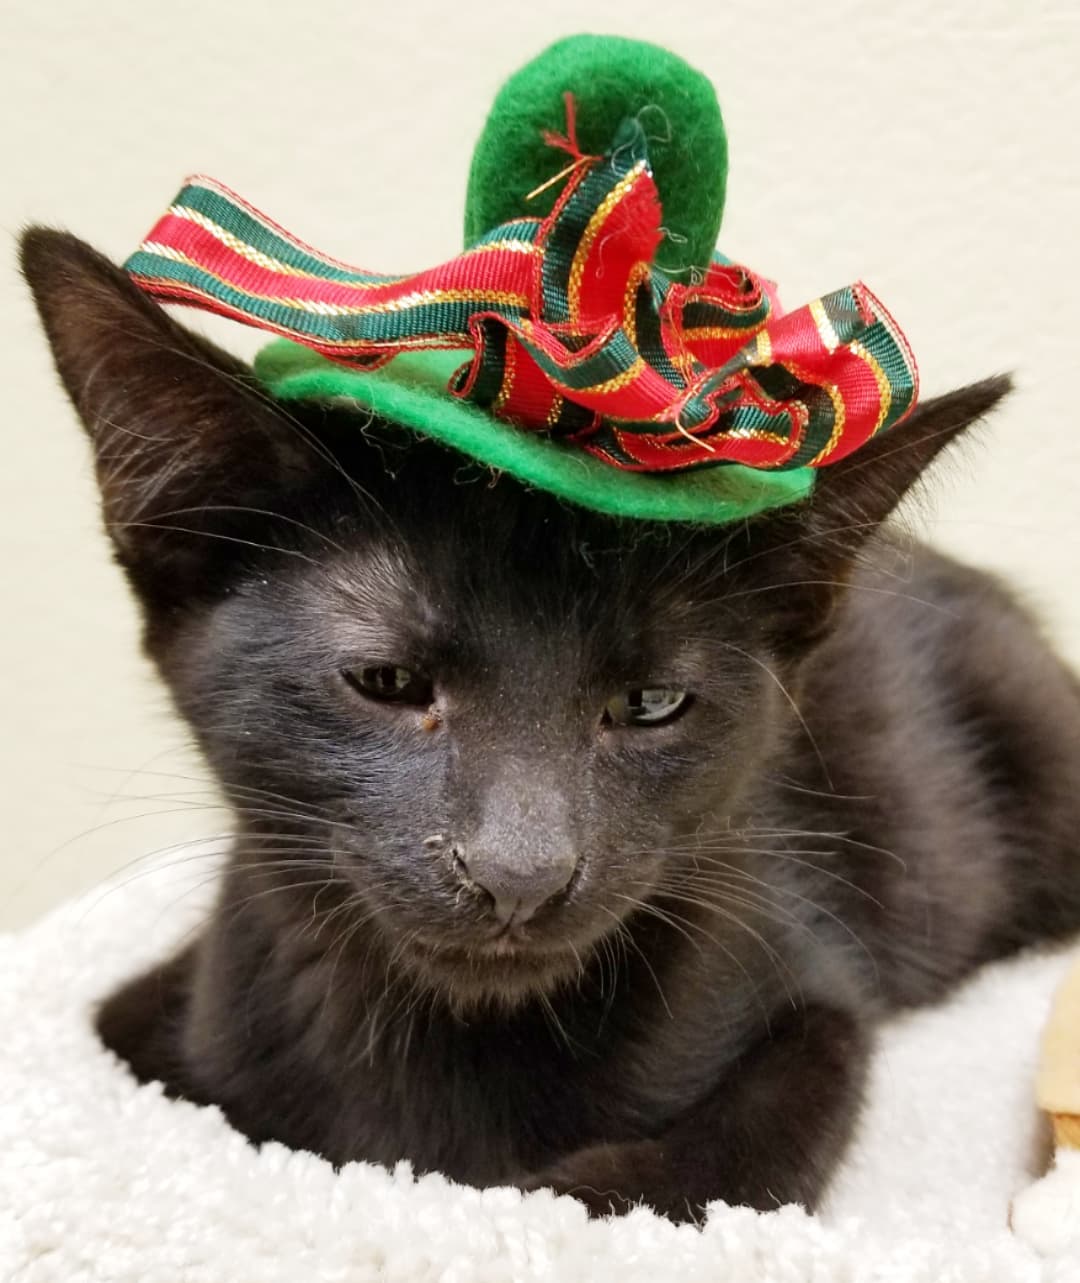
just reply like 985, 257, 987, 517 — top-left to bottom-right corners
401, 936, 584, 1011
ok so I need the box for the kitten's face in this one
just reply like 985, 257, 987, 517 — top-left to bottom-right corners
21, 230, 1002, 1008
168, 429, 782, 1005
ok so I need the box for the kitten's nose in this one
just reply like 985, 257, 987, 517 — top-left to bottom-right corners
453, 848, 578, 925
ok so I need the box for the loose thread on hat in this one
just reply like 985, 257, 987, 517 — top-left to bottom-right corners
526, 92, 597, 202
525, 156, 592, 203
672, 414, 717, 451
543, 92, 585, 161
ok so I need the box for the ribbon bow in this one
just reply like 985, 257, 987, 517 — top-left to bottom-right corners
125, 114, 917, 474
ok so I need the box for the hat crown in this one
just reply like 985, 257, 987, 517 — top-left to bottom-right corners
463, 34, 728, 279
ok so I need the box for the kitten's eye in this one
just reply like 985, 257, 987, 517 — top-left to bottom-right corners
603, 688, 690, 727
343, 665, 433, 706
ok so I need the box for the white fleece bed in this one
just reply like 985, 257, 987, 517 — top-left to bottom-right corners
2, 856, 1078, 1283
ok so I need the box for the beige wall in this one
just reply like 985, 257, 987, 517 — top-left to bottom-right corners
3, 0, 1079, 928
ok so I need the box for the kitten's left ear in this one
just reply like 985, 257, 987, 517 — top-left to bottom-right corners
20, 227, 313, 610
738, 375, 1013, 649
802, 375, 1012, 536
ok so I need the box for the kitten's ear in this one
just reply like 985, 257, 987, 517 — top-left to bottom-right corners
20, 227, 313, 608
742, 376, 1013, 650
802, 376, 1012, 540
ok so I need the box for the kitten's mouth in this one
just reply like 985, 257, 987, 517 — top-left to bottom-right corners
401, 928, 583, 1005
478, 916, 546, 954
414, 926, 563, 963
481, 932, 531, 957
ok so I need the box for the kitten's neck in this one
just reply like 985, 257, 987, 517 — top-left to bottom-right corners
188, 839, 782, 1101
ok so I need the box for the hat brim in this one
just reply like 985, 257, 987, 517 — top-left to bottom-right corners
254, 340, 815, 526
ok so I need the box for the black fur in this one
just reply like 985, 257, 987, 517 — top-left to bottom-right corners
22, 228, 1080, 1222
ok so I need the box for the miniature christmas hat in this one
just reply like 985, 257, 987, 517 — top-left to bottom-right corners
124, 34, 918, 525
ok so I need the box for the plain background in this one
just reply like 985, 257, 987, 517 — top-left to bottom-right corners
2, 0, 1078, 928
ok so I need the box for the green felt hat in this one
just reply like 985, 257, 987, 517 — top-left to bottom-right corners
124, 35, 918, 525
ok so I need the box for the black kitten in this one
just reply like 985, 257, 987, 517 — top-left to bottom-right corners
22, 229, 1080, 1223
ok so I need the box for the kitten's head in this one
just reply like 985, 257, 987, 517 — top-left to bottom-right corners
21, 229, 1008, 1007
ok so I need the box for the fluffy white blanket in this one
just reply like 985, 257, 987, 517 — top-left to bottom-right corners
1, 857, 1077, 1282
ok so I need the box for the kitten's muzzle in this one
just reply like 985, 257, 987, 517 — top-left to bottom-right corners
451, 843, 579, 927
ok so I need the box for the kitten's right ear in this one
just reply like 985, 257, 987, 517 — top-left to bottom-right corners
20, 227, 313, 609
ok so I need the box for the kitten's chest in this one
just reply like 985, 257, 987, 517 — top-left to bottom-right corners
331, 972, 751, 1186
284, 920, 766, 1183
334, 1011, 633, 1184
196, 903, 773, 1183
